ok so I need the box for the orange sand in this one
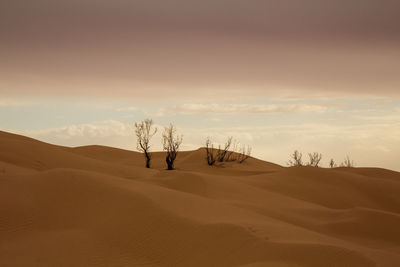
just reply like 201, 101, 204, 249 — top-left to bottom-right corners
1, 130, 400, 266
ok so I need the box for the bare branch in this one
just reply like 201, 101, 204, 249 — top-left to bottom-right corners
340, 156, 355, 167
288, 150, 303, 166
307, 152, 322, 167
162, 124, 183, 170
134, 119, 157, 168
217, 136, 233, 162
237, 145, 252, 163
225, 139, 239, 162
329, 159, 337, 168
205, 137, 217, 166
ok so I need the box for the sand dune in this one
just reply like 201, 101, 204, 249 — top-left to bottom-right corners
1, 130, 400, 266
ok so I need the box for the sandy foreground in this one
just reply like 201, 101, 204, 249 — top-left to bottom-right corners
1, 130, 400, 267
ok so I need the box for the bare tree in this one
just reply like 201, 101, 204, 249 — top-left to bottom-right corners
217, 136, 233, 162
329, 159, 337, 168
134, 119, 157, 168
162, 124, 183, 170
307, 152, 322, 167
237, 145, 252, 163
340, 156, 355, 167
288, 150, 303, 166
205, 137, 217, 166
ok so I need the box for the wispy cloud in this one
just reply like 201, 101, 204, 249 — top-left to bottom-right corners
354, 114, 400, 122
14, 120, 162, 151
14, 120, 136, 150
116, 106, 138, 112
23, 120, 133, 139
144, 109, 166, 118
0, 98, 36, 107
168, 103, 327, 114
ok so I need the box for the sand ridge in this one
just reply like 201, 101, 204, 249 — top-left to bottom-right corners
1, 130, 400, 266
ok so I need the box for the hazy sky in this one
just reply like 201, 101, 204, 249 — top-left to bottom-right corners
1, 0, 400, 170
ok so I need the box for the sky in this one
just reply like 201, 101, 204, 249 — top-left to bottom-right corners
1, 0, 400, 170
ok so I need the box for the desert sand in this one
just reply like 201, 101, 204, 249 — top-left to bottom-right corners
1, 130, 400, 267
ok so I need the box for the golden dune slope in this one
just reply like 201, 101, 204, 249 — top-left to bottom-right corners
1, 130, 400, 267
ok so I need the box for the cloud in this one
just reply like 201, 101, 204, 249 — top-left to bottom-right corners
207, 118, 222, 122
0, 98, 36, 107
121, 114, 136, 119
24, 120, 132, 138
168, 103, 327, 114
14, 120, 163, 151
116, 106, 138, 112
144, 109, 166, 118
15, 120, 136, 150
355, 114, 400, 122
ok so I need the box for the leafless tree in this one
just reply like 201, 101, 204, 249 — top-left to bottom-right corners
329, 159, 337, 168
134, 119, 157, 168
237, 145, 252, 163
162, 124, 183, 170
217, 136, 233, 162
205, 137, 217, 166
288, 150, 303, 166
307, 152, 322, 167
340, 156, 355, 167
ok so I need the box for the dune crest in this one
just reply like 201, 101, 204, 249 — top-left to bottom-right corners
1, 131, 400, 266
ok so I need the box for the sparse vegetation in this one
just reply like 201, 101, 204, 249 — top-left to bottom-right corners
133, 122, 357, 170
340, 156, 355, 167
225, 139, 239, 162
205, 137, 217, 166
288, 150, 303, 166
204, 137, 251, 165
134, 119, 157, 168
288, 152, 356, 169
307, 152, 322, 167
217, 136, 233, 162
329, 158, 337, 168
162, 124, 183, 170
237, 145, 252, 164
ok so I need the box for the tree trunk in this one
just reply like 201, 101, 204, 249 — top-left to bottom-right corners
146, 158, 150, 168
145, 152, 151, 168
166, 158, 174, 170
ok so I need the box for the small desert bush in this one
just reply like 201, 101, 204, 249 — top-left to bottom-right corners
287, 150, 304, 166
307, 152, 322, 167
205, 137, 251, 166
340, 156, 355, 167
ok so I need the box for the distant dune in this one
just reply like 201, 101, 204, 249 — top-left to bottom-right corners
1, 130, 400, 266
